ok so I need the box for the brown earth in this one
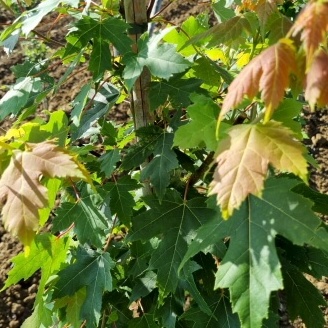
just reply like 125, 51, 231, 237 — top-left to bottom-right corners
0, 1, 328, 327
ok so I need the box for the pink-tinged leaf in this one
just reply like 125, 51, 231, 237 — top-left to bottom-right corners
290, 2, 328, 62
210, 121, 308, 218
0, 142, 86, 245
221, 39, 296, 122
239, 0, 282, 25
305, 49, 328, 109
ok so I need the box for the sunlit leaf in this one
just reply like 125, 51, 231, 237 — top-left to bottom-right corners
0, 142, 86, 245
221, 39, 297, 122
53, 185, 110, 248
305, 49, 328, 109
183, 178, 328, 328
129, 191, 215, 295
123, 29, 190, 89
290, 1, 328, 62
53, 247, 115, 328
210, 121, 308, 218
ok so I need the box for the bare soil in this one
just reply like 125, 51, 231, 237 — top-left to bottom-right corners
0, 1, 327, 327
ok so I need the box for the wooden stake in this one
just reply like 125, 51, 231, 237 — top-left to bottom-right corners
123, 0, 152, 130
124, 0, 153, 195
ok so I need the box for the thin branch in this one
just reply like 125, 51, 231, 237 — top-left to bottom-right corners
103, 215, 118, 253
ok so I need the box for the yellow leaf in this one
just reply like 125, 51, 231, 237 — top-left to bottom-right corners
210, 121, 308, 218
0, 141, 87, 246
290, 1, 328, 65
305, 49, 328, 109
221, 39, 296, 122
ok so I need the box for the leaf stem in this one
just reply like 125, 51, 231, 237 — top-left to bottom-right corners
184, 151, 214, 200
103, 215, 118, 253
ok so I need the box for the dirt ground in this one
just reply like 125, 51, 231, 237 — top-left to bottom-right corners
0, 1, 328, 327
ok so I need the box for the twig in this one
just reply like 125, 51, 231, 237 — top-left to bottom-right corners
184, 151, 215, 200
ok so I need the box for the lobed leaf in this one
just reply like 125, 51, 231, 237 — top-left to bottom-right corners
0, 77, 43, 120
183, 177, 328, 327
282, 259, 326, 328
123, 29, 190, 89
53, 247, 115, 328
53, 185, 110, 248
221, 39, 297, 122
63, 16, 132, 78
210, 121, 308, 218
149, 76, 204, 111
140, 132, 179, 200
104, 176, 140, 226
129, 191, 216, 295
304, 49, 328, 109
290, 1, 328, 63
0, 142, 86, 245
4, 234, 71, 326
174, 94, 223, 151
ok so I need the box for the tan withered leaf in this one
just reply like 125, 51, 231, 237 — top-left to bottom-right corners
221, 39, 296, 122
305, 49, 328, 109
0, 142, 86, 245
210, 121, 308, 218
290, 1, 328, 63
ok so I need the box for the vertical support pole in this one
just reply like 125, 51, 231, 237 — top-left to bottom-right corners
124, 0, 153, 195
123, 0, 152, 130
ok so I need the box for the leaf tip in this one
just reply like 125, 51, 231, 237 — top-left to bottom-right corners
24, 245, 31, 257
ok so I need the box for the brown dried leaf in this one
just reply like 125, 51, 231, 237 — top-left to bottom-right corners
305, 49, 328, 109
0, 142, 86, 245
210, 121, 308, 218
221, 39, 296, 122
290, 2, 328, 63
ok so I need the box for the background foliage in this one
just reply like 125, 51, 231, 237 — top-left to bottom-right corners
1, 0, 328, 327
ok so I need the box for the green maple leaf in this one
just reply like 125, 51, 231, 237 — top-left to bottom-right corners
193, 57, 234, 86
185, 15, 252, 50
2, 234, 71, 327
181, 177, 328, 328
0, 77, 43, 120
123, 29, 190, 90
282, 259, 326, 328
141, 132, 179, 200
64, 16, 132, 78
266, 12, 293, 44
53, 246, 115, 328
130, 271, 157, 303
99, 149, 120, 177
272, 98, 303, 138
21, 304, 52, 328
149, 76, 204, 110
53, 185, 110, 248
156, 295, 181, 328
292, 182, 328, 215
163, 16, 208, 56
2, 234, 70, 293
122, 126, 162, 170
180, 261, 213, 317
54, 288, 86, 327
174, 94, 229, 151
103, 176, 140, 226
128, 240, 159, 278
71, 82, 119, 141
180, 292, 240, 328
20, 0, 79, 36
129, 190, 216, 295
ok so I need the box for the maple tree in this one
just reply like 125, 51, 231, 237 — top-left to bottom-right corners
0, 0, 328, 327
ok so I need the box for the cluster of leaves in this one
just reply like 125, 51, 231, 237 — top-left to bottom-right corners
0, 0, 328, 327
